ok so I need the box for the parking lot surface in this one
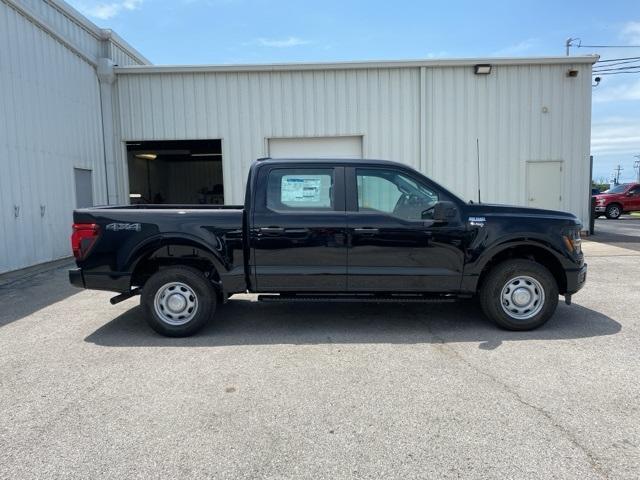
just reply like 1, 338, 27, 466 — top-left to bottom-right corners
1, 233, 639, 479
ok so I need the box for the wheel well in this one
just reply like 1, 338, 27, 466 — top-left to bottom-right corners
478, 245, 567, 294
607, 202, 623, 211
131, 244, 223, 299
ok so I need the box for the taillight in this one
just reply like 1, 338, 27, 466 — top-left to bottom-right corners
71, 223, 100, 260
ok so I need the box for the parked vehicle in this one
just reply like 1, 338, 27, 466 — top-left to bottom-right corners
593, 183, 640, 219
69, 158, 587, 336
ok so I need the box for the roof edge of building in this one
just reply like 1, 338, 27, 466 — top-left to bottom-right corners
114, 55, 599, 75
7, 0, 151, 65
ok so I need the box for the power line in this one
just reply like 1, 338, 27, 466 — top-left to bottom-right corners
596, 56, 640, 63
577, 44, 640, 48
594, 59, 640, 68
593, 70, 640, 75
593, 65, 640, 73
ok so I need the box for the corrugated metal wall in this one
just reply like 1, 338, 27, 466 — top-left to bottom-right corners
0, 0, 106, 273
115, 68, 421, 203
114, 62, 592, 222
423, 63, 592, 222
0, 0, 148, 274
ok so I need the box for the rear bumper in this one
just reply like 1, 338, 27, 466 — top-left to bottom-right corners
68, 268, 131, 293
68, 268, 85, 288
565, 263, 587, 294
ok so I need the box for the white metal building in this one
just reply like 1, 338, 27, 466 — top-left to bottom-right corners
0, 0, 597, 274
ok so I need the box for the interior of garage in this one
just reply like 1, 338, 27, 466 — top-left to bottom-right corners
126, 140, 223, 204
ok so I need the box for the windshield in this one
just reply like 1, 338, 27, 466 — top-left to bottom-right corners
604, 184, 628, 194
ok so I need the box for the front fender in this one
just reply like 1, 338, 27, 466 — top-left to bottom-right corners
464, 234, 568, 277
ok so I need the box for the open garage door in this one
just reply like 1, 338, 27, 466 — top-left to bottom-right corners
126, 140, 223, 204
268, 136, 363, 159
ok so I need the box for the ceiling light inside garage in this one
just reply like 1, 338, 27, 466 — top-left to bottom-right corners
135, 153, 157, 160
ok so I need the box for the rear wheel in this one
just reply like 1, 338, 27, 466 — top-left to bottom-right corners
141, 266, 216, 337
479, 259, 558, 331
605, 204, 622, 219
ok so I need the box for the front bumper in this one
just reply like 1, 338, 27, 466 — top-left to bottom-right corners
565, 263, 587, 294
595, 205, 606, 212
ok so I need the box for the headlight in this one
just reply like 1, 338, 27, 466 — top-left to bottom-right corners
563, 230, 582, 255
597, 198, 606, 205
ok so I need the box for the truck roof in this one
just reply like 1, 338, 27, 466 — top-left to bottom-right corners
255, 157, 409, 168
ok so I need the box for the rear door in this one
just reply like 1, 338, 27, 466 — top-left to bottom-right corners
250, 163, 347, 291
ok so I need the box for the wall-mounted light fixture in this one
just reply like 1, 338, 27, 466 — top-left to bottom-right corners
474, 64, 492, 75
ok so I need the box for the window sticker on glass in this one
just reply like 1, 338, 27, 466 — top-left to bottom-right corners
281, 175, 331, 206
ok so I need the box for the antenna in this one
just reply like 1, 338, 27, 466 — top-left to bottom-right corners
476, 138, 481, 203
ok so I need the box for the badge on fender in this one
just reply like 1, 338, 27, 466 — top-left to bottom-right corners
106, 223, 141, 232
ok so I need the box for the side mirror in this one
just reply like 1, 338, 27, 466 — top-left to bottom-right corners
433, 201, 458, 222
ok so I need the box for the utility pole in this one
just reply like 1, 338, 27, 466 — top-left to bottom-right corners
565, 37, 578, 56
634, 155, 640, 183
613, 164, 623, 185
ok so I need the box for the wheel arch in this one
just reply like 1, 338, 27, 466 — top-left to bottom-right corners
127, 234, 226, 298
475, 241, 567, 294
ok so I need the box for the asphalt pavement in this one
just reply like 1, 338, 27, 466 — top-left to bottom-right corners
0, 237, 638, 479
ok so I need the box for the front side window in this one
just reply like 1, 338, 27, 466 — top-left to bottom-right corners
267, 168, 334, 210
356, 168, 439, 220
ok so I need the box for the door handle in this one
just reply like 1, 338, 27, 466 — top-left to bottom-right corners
259, 227, 285, 234
353, 227, 379, 234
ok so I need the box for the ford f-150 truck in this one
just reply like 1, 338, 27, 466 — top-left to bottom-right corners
69, 158, 586, 337
593, 183, 640, 219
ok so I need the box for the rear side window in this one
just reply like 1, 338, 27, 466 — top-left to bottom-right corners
267, 168, 335, 211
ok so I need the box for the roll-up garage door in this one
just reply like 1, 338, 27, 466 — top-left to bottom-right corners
268, 136, 363, 159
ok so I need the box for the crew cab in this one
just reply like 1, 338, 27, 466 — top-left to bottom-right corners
593, 183, 640, 219
69, 158, 587, 337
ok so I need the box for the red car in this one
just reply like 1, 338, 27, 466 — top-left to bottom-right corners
594, 183, 640, 219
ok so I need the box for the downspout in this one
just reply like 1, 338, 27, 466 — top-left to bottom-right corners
96, 58, 118, 205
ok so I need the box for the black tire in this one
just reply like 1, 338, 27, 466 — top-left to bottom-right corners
605, 203, 622, 219
141, 266, 216, 337
479, 259, 558, 331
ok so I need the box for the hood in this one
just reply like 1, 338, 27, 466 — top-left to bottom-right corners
466, 202, 578, 220
594, 193, 618, 200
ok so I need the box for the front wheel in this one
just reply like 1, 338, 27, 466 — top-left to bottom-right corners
141, 266, 216, 337
605, 204, 622, 219
479, 259, 558, 331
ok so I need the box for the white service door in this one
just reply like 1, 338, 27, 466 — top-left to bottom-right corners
527, 161, 562, 211
268, 136, 363, 159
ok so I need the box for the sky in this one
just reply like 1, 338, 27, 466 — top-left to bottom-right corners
67, 0, 640, 183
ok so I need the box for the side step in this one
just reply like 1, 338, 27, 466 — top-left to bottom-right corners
258, 293, 462, 304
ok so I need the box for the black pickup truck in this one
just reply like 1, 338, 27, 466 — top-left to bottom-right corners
69, 158, 586, 336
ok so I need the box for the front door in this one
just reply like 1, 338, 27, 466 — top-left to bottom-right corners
346, 167, 466, 292
625, 185, 640, 211
251, 164, 347, 291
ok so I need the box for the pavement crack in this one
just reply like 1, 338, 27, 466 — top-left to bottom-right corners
414, 312, 610, 480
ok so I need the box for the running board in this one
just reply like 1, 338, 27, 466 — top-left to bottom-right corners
257, 293, 462, 304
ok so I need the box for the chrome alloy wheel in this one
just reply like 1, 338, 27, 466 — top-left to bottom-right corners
609, 205, 621, 218
500, 275, 545, 320
153, 282, 198, 325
